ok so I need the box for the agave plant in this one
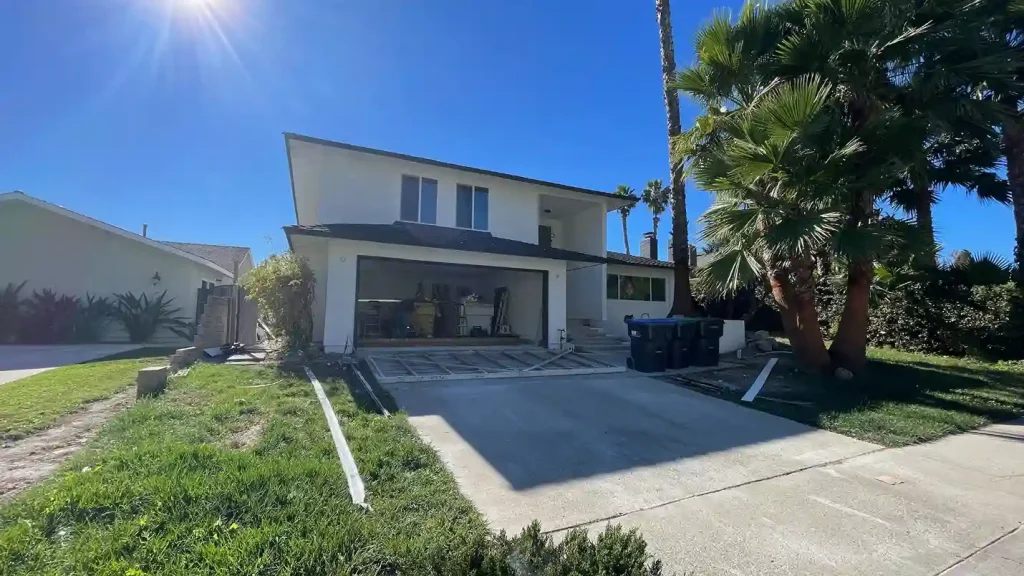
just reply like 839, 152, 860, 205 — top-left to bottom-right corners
0, 281, 27, 343
74, 294, 114, 343
111, 291, 193, 343
21, 289, 81, 344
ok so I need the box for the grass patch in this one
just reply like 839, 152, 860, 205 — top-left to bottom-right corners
1, 364, 665, 575
0, 363, 490, 574
726, 348, 1024, 446
0, 348, 176, 440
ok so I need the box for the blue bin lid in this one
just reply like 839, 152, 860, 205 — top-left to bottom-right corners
625, 318, 679, 325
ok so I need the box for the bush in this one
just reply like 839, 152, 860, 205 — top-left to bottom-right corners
111, 291, 192, 343
0, 281, 26, 344
20, 289, 79, 344
74, 294, 114, 343
478, 521, 663, 575
240, 252, 315, 352
860, 280, 1024, 360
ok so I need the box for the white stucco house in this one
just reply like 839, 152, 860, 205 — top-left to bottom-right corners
283, 133, 744, 354
0, 191, 253, 344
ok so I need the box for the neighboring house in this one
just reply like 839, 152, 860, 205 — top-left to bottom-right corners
282, 133, 744, 354
0, 191, 252, 344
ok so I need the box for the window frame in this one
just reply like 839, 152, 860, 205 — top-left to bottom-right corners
607, 273, 667, 302
455, 183, 489, 231
399, 175, 438, 225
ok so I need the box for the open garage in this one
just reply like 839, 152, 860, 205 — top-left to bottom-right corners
355, 257, 548, 348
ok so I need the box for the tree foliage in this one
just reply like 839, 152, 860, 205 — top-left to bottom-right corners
240, 252, 315, 352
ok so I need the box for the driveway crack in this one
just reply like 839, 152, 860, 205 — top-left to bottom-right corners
932, 523, 1023, 576
542, 445, 890, 535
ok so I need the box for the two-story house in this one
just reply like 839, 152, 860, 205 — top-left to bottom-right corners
282, 133, 743, 355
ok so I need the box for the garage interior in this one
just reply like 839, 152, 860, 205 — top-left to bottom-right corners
355, 257, 547, 347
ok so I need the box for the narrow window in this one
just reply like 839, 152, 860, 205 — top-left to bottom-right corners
400, 175, 420, 222
420, 178, 437, 224
651, 278, 667, 302
607, 274, 619, 299
456, 184, 473, 228
473, 187, 489, 230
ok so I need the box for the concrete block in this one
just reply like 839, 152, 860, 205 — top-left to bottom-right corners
137, 366, 170, 399
170, 347, 200, 371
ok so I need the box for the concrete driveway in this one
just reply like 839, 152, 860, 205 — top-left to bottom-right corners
0, 345, 142, 385
390, 373, 1024, 575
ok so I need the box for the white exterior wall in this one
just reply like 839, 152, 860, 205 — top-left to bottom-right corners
604, 264, 675, 338
0, 200, 229, 344
309, 238, 567, 353
289, 139, 542, 244
562, 205, 607, 321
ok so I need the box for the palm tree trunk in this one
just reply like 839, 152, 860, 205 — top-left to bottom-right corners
769, 263, 830, 372
621, 214, 631, 255
829, 100, 877, 373
656, 0, 694, 316
652, 215, 660, 242
1004, 119, 1024, 284
829, 259, 873, 371
914, 184, 937, 265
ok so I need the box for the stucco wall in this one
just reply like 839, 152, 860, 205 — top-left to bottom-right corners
0, 200, 228, 344
562, 205, 607, 321
298, 238, 567, 353
290, 139, 543, 244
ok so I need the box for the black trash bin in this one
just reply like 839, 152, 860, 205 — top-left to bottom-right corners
625, 318, 675, 372
667, 318, 701, 369
692, 318, 722, 366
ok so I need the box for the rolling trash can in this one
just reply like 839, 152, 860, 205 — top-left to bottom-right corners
667, 318, 701, 369
692, 318, 722, 366
624, 318, 675, 373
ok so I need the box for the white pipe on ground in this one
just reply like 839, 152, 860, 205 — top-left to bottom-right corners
303, 367, 369, 509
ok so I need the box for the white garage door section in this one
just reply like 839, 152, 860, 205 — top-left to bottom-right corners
364, 347, 624, 383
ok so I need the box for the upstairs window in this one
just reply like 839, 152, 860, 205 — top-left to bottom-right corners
401, 175, 438, 224
456, 184, 489, 230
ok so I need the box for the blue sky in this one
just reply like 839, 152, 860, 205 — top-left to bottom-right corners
0, 0, 1015, 263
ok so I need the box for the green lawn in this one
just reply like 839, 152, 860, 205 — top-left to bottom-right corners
0, 348, 177, 440
734, 348, 1024, 446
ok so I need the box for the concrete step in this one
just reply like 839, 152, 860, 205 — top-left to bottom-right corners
576, 342, 631, 352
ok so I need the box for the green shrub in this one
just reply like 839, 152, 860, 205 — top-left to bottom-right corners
240, 252, 315, 352
73, 294, 114, 343
478, 521, 663, 575
0, 281, 26, 343
111, 291, 192, 343
20, 289, 79, 344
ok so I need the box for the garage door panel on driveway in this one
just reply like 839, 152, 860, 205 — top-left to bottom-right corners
390, 373, 878, 533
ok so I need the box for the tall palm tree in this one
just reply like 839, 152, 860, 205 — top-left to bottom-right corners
614, 185, 639, 255
642, 180, 671, 244
655, 0, 694, 315
692, 76, 862, 371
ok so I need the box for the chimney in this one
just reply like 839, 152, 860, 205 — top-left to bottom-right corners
689, 244, 698, 268
640, 232, 658, 260
142, 224, 148, 238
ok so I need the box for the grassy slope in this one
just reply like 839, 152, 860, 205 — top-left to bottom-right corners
0, 348, 177, 440
743, 348, 1024, 446
0, 364, 489, 575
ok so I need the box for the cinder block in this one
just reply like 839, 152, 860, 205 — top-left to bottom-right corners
137, 366, 170, 399
170, 347, 200, 371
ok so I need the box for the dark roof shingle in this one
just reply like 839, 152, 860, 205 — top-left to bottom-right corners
606, 251, 674, 269
285, 222, 607, 264
161, 242, 251, 272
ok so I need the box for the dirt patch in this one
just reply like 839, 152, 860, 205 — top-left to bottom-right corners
228, 421, 265, 450
0, 391, 134, 501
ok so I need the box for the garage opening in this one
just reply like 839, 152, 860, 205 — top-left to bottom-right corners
355, 257, 548, 348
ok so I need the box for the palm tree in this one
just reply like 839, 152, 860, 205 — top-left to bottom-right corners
691, 76, 862, 371
614, 185, 639, 255
642, 180, 671, 244
655, 0, 695, 315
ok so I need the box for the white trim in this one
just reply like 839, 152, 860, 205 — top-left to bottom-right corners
0, 192, 234, 278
